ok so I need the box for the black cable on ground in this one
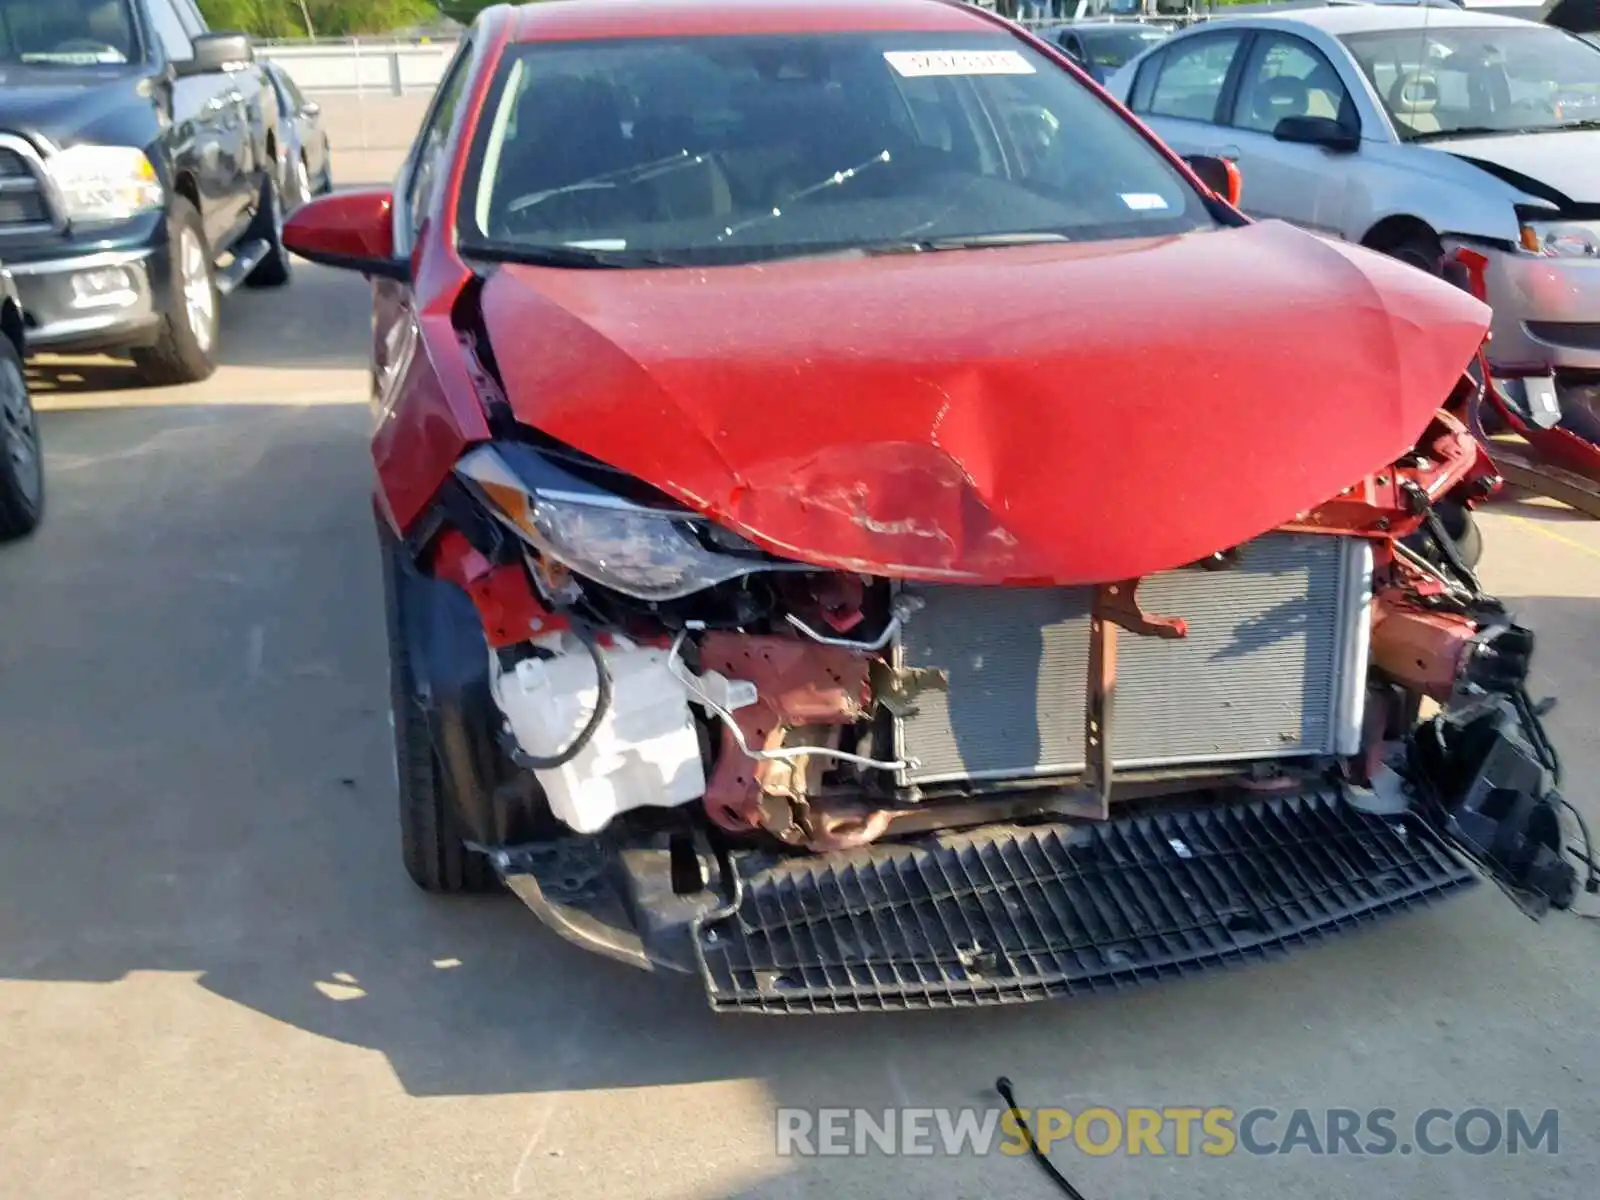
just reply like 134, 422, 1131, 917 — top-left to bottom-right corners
995, 1077, 1089, 1200
1556, 795, 1599, 896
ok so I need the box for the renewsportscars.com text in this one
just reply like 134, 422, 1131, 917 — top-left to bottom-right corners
775, 1106, 1560, 1159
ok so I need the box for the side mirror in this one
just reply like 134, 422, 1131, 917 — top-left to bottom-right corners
1182, 153, 1242, 208
1273, 114, 1361, 154
284, 188, 408, 281
299, 100, 322, 118
174, 31, 255, 78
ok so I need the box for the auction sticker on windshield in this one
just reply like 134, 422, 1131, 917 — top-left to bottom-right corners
884, 50, 1036, 77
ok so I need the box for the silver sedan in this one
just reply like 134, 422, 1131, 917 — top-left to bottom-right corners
1106, 6, 1600, 418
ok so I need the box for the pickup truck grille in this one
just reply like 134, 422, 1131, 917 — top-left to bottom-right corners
0, 136, 57, 233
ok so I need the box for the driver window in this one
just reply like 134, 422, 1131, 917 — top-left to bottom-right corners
146, 0, 192, 62
1231, 35, 1352, 135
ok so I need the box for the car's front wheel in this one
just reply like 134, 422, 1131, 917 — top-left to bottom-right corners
132, 198, 219, 388
380, 521, 500, 894
0, 334, 42, 540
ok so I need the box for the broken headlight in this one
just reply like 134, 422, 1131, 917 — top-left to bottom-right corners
1520, 219, 1600, 259
455, 443, 784, 601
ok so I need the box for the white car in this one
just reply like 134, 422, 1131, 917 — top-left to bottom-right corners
1105, 4, 1600, 431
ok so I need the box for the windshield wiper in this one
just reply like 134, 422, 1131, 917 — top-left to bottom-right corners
861, 231, 1074, 255
458, 239, 687, 270
506, 150, 714, 214
1409, 125, 1526, 143
717, 151, 893, 242
1410, 122, 1600, 143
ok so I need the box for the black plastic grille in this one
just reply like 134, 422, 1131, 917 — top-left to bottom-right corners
695, 791, 1476, 1013
0, 145, 48, 227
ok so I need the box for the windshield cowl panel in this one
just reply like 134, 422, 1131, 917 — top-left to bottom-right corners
457, 29, 1215, 269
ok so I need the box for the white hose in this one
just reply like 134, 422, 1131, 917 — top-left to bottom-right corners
784, 593, 924, 651
665, 631, 912, 773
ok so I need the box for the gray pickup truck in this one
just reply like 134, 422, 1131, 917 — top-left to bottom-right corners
0, 0, 292, 385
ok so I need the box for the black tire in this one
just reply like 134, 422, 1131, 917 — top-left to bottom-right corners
381, 523, 499, 894
1441, 504, 1484, 571
0, 335, 43, 541
245, 173, 292, 288
131, 197, 219, 387
1382, 230, 1446, 275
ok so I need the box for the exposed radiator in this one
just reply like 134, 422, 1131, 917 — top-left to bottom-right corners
893, 534, 1372, 786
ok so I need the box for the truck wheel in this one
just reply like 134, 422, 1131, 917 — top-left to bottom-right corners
131, 198, 218, 387
381, 522, 499, 894
0, 335, 43, 541
288, 154, 312, 211
245, 175, 292, 288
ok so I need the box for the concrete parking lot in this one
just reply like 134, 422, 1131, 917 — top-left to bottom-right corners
1, 95, 1598, 1200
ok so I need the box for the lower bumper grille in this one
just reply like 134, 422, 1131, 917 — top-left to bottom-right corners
695, 790, 1475, 1013
894, 533, 1371, 786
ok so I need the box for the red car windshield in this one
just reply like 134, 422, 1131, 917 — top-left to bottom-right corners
457, 30, 1218, 267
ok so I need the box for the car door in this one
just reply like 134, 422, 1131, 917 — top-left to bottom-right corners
176, 0, 263, 230
1219, 31, 1361, 235
145, 0, 239, 246
277, 68, 328, 186
374, 39, 473, 415
1127, 29, 1250, 158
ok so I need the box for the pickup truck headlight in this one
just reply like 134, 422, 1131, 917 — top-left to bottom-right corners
47, 145, 164, 224
456, 445, 791, 601
1520, 220, 1600, 259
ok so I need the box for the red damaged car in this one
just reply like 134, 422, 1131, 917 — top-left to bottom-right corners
286, 0, 1583, 1012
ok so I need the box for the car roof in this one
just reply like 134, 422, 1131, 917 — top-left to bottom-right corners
1208, 4, 1558, 34
509, 0, 991, 42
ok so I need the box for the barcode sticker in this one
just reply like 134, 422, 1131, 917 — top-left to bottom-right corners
1120, 193, 1170, 211
884, 50, 1036, 78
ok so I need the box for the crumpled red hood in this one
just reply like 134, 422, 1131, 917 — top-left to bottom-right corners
480, 220, 1490, 584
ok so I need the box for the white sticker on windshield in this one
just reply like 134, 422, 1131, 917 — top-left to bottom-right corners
1120, 193, 1170, 211
884, 50, 1036, 78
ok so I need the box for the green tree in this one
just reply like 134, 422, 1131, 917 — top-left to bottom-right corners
198, 0, 439, 38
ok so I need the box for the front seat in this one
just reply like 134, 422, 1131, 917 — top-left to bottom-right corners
1250, 75, 1310, 132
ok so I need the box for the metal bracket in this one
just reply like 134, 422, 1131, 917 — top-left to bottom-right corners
1084, 580, 1188, 817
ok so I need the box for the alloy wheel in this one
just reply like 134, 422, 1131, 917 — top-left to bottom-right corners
180, 227, 216, 355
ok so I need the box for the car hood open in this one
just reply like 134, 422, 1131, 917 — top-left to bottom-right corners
479, 220, 1489, 584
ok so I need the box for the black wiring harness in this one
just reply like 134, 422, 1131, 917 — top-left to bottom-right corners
498, 616, 616, 770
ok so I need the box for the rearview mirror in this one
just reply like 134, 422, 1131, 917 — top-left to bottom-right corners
1273, 115, 1360, 154
284, 188, 408, 281
174, 32, 254, 78
1182, 154, 1243, 208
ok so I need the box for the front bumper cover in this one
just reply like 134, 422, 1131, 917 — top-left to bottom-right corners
485, 788, 1482, 1013
9, 247, 167, 353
